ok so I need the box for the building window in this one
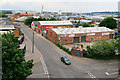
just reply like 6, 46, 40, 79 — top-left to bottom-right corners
65, 40, 67, 41
96, 37, 98, 38
96, 33, 98, 35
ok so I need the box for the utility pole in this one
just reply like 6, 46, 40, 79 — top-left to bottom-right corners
32, 32, 34, 53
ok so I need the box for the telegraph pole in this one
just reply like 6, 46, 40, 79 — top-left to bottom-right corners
32, 32, 34, 53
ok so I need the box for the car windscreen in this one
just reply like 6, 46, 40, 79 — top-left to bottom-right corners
64, 58, 69, 61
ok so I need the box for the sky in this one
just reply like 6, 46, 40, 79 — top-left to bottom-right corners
0, 0, 120, 13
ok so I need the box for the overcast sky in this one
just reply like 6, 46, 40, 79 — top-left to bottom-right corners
1, 0, 120, 13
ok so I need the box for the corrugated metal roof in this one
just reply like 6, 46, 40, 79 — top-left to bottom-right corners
52, 27, 114, 35
15, 16, 28, 21
39, 21, 73, 26
0, 25, 15, 30
80, 20, 92, 23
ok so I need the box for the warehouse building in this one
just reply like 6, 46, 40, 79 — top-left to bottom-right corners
47, 27, 115, 45
31, 21, 73, 33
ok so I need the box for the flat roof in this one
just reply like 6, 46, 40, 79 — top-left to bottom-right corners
0, 25, 15, 30
39, 21, 73, 26
0, 30, 13, 34
80, 20, 92, 22
52, 27, 114, 35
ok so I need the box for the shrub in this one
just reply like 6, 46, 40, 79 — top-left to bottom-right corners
60, 45, 63, 49
85, 40, 118, 59
57, 43, 60, 47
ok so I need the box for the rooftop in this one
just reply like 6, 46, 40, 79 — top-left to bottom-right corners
39, 21, 73, 26
0, 25, 15, 30
52, 27, 114, 35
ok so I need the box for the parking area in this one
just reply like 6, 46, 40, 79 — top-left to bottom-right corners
63, 42, 94, 50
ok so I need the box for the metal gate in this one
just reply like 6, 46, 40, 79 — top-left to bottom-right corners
109, 34, 113, 39
81, 36, 86, 42
74, 37, 79, 43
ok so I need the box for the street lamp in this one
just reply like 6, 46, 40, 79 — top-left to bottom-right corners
32, 32, 34, 53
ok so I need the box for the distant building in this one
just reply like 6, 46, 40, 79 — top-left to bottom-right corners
15, 16, 28, 22
0, 25, 20, 36
118, 1, 120, 12
47, 27, 115, 45
31, 21, 73, 34
80, 20, 92, 23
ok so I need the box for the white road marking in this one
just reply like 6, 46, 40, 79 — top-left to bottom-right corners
41, 57, 49, 75
87, 71, 96, 79
105, 72, 118, 76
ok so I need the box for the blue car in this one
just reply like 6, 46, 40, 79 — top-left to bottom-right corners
61, 56, 71, 65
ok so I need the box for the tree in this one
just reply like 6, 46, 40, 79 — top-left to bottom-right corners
0, 14, 8, 17
24, 17, 34, 27
81, 23, 90, 27
85, 40, 117, 58
99, 17, 117, 29
2, 32, 33, 80
50, 17, 56, 21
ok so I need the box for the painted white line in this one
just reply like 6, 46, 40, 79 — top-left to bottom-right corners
87, 71, 96, 79
105, 72, 109, 75
105, 72, 118, 76
41, 57, 49, 75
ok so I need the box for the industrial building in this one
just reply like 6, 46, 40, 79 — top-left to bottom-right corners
47, 27, 115, 45
31, 21, 73, 34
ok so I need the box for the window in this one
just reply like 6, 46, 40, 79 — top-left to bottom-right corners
96, 33, 98, 35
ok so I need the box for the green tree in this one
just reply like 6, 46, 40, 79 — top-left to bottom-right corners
99, 17, 117, 29
0, 14, 8, 17
81, 23, 90, 27
50, 17, 56, 21
2, 32, 33, 80
75, 23, 81, 28
85, 40, 117, 58
24, 17, 34, 27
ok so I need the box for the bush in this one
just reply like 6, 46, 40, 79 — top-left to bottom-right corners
57, 43, 72, 55
57, 43, 60, 47
85, 40, 118, 59
60, 45, 63, 49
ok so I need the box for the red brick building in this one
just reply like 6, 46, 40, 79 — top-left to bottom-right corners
47, 27, 115, 45
31, 21, 73, 34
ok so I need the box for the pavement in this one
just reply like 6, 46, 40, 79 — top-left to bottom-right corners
17, 22, 119, 79
23, 30, 48, 78
24, 35, 41, 64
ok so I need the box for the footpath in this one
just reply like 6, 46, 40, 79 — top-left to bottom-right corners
23, 35, 47, 78
23, 35, 41, 64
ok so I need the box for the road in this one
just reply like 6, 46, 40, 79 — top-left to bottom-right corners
18, 23, 119, 79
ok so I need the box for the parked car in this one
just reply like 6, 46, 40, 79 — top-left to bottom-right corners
60, 56, 71, 65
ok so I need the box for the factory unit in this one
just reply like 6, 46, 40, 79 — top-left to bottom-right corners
31, 21, 73, 34
47, 27, 115, 45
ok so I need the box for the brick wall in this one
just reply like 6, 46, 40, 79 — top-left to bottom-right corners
12, 28, 20, 37
42, 25, 73, 31
47, 29, 115, 45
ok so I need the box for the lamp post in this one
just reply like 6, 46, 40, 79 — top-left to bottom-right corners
32, 32, 34, 53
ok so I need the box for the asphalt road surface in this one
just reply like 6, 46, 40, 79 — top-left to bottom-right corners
18, 23, 119, 79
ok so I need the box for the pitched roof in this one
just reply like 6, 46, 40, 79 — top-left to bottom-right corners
52, 27, 114, 35
39, 21, 73, 26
